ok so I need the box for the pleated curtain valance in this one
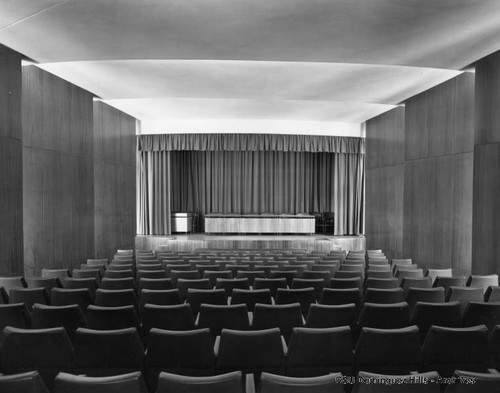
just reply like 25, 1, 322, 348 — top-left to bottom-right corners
137, 133, 365, 154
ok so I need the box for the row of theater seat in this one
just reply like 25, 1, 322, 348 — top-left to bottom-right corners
1, 292, 500, 343
4, 368, 500, 393
1, 324, 500, 392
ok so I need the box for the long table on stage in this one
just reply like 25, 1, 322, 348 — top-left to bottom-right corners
204, 213, 315, 234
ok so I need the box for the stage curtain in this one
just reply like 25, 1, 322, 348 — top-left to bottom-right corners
137, 134, 365, 236
137, 150, 172, 235
169, 150, 364, 235
138, 133, 364, 153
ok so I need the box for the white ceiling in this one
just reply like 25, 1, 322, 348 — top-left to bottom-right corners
1, 0, 499, 136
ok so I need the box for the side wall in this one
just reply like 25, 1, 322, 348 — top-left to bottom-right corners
94, 101, 137, 260
472, 50, 500, 275
365, 107, 404, 260
22, 66, 95, 276
0, 45, 23, 275
366, 73, 474, 274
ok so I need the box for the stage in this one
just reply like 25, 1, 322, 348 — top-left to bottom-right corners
135, 234, 365, 253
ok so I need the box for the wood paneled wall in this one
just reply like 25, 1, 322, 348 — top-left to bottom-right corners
0, 45, 23, 275
365, 107, 405, 260
472, 50, 500, 274
403, 73, 474, 274
366, 74, 474, 274
22, 66, 94, 276
94, 101, 136, 260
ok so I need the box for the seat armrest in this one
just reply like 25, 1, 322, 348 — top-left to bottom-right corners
246, 373, 256, 393
214, 335, 220, 356
281, 335, 288, 356
488, 368, 500, 375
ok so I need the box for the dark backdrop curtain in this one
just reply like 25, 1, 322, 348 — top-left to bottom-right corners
137, 134, 365, 236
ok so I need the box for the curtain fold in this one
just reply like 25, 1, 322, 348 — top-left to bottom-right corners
137, 150, 172, 235
138, 133, 364, 153
167, 150, 364, 235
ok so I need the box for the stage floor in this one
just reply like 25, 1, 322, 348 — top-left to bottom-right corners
136, 233, 365, 253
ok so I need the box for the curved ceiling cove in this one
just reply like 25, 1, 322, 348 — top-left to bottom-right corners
1, 0, 499, 135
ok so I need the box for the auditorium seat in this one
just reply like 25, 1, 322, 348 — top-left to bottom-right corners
137, 270, 167, 281
363, 288, 404, 304
51, 287, 93, 309
486, 286, 500, 302
81, 264, 105, 276
203, 270, 233, 287
462, 301, 500, 331
198, 304, 250, 336
366, 270, 393, 279
104, 269, 135, 279
87, 258, 109, 267
396, 269, 424, 283
427, 268, 453, 284
405, 287, 445, 311
1, 326, 75, 391
291, 278, 325, 300
156, 371, 245, 393
138, 277, 173, 292
42, 269, 71, 281
186, 288, 227, 315
177, 278, 212, 300
136, 264, 164, 272
73, 327, 144, 377
107, 263, 135, 271
421, 325, 489, 377
165, 264, 194, 277
335, 271, 364, 280
0, 303, 31, 330
0, 276, 27, 295
488, 325, 500, 370
358, 302, 410, 329
86, 305, 140, 331
215, 278, 250, 297
353, 371, 441, 393
269, 271, 298, 287
145, 328, 216, 391
254, 278, 288, 297
140, 288, 183, 308
216, 328, 286, 375
330, 277, 363, 290
354, 326, 421, 375
443, 370, 500, 392
275, 288, 316, 315
101, 277, 136, 291
63, 277, 97, 297
170, 270, 201, 286
410, 301, 461, 340
9, 287, 50, 310
446, 286, 484, 314
142, 303, 195, 333
0, 371, 50, 393
54, 371, 148, 393
467, 274, 499, 294
434, 276, 467, 291
27, 277, 62, 292
95, 288, 139, 310
286, 326, 353, 377
252, 303, 303, 342
320, 288, 362, 310
302, 270, 332, 283
236, 271, 267, 286
305, 303, 357, 331
364, 278, 399, 290
72, 268, 102, 284
401, 276, 433, 294
260, 372, 345, 393
231, 288, 272, 311
32, 303, 87, 339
